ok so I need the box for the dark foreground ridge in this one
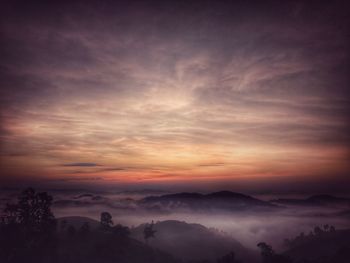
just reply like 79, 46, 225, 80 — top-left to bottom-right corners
1, 188, 350, 263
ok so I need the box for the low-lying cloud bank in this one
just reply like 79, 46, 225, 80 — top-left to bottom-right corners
1, 189, 349, 250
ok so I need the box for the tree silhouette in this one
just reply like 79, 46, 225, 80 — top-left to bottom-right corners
2, 188, 56, 232
314, 226, 323, 236
60, 219, 68, 232
100, 212, 113, 230
284, 225, 339, 251
257, 242, 292, 263
0, 188, 56, 263
143, 220, 156, 244
79, 222, 90, 237
1, 204, 18, 225
113, 224, 130, 239
217, 251, 241, 263
67, 225, 76, 236
1, 188, 186, 263
258, 242, 275, 263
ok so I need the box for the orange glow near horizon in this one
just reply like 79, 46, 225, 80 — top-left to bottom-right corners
1, 96, 349, 186
1, 1, 349, 192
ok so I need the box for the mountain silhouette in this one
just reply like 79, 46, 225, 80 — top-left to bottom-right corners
140, 191, 276, 212
271, 195, 350, 207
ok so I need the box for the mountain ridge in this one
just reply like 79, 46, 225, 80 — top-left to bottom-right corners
140, 190, 276, 212
271, 194, 350, 207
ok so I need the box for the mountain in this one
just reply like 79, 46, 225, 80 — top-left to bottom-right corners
53, 196, 137, 211
115, 189, 170, 196
271, 195, 350, 208
131, 220, 259, 262
139, 191, 276, 212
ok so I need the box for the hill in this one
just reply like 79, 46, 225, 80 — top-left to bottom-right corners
131, 220, 259, 262
271, 195, 350, 208
57, 216, 100, 230
140, 191, 276, 212
56, 227, 179, 263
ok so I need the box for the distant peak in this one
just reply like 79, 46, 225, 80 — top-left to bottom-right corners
206, 191, 250, 198
165, 192, 203, 198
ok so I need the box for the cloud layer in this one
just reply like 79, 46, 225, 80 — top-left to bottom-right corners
0, 1, 349, 192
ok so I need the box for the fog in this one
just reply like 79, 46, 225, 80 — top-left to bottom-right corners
1, 189, 349, 252
51, 192, 350, 251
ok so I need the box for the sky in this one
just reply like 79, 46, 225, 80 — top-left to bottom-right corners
0, 0, 349, 193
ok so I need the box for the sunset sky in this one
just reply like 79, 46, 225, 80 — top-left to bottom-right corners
1, 1, 349, 193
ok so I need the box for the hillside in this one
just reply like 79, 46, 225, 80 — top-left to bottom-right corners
57, 216, 100, 230
131, 220, 259, 262
56, 228, 179, 263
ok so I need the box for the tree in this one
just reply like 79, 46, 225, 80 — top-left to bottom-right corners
143, 220, 156, 244
60, 219, 67, 232
0, 188, 57, 262
314, 226, 323, 236
258, 242, 275, 263
307, 231, 314, 238
113, 224, 130, 239
283, 238, 291, 249
2, 188, 56, 233
217, 251, 241, 263
329, 225, 336, 233
78, 222, 90, 237
67, 225, 76, 236
257, 242, 292, 263
100, 212, 113, 230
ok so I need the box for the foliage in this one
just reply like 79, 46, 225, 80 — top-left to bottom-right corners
100, 211, 113, 230
143, 220, 157, 243
0, 188, 57, 263
79, 222, 90, 236
257, 242, 292, 263
113, 224, 130, 238
217, 251, 241, 263
67, 225, 76, 236
2, 188, 56, 232
283, 225, 337, 249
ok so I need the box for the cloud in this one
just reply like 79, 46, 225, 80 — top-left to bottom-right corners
52, 176, 104, 182
0, 1, 349, 191
62, 163, 100, 167
197, 163, 227, 167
